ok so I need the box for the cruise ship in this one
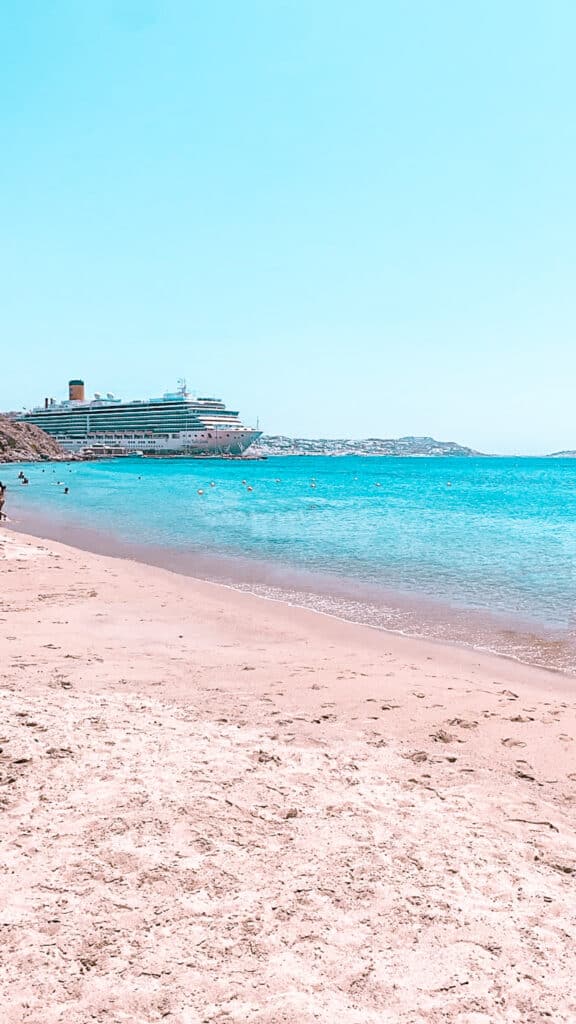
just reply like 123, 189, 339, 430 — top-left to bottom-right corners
18, 379, 262, 457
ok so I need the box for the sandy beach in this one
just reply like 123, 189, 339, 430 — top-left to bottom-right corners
1, 528, 575, 1023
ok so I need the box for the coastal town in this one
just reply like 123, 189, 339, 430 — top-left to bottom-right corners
252, 434, 483, 457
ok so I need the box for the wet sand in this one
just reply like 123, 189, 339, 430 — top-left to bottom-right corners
1, 529, 575, 1023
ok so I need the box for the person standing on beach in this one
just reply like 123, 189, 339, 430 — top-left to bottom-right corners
0, 481, 6, 521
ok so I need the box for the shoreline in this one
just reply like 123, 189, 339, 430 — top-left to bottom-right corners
6, 496, 576, 678
1, 527, 576, 1020
0, 521, 567, 685
1, 522, 574, 731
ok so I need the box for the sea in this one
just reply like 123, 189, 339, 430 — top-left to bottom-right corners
3, 455, 576, 673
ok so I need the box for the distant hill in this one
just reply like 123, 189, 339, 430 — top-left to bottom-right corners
0, 415, 68, 463
252, 435, 483, 457
546, 450, 576, 458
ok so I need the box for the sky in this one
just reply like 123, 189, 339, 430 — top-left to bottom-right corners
1, 1, 575, 454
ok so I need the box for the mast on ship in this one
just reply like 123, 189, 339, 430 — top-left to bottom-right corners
177, 378, 188, 398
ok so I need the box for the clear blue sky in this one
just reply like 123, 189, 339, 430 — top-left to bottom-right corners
1, 1, 575, 454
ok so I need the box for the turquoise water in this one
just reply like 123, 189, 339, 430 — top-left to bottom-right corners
4, 456, 576, 671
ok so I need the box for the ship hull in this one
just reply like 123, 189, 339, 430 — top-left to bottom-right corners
55, 429, 262, 457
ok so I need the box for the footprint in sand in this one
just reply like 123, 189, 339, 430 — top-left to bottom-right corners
46, 747, 74, 759
501, 737, 527, 748
430, 729, 458, 744
515, 768, 537, 782
514, 758, 534, 777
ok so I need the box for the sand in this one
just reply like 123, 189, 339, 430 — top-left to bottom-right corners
1, 528, 575, 1023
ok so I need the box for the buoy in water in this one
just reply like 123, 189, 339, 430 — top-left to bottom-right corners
246, 485, 253, 492
241, 479, 247, 485
210, 481, 216, 487
197, 488, 204, 495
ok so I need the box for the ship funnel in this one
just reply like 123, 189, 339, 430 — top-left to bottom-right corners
69, 379, 85, 401
44, 397, 49, 409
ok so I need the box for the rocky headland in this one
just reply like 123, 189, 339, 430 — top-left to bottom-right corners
0, 414, 68, 463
